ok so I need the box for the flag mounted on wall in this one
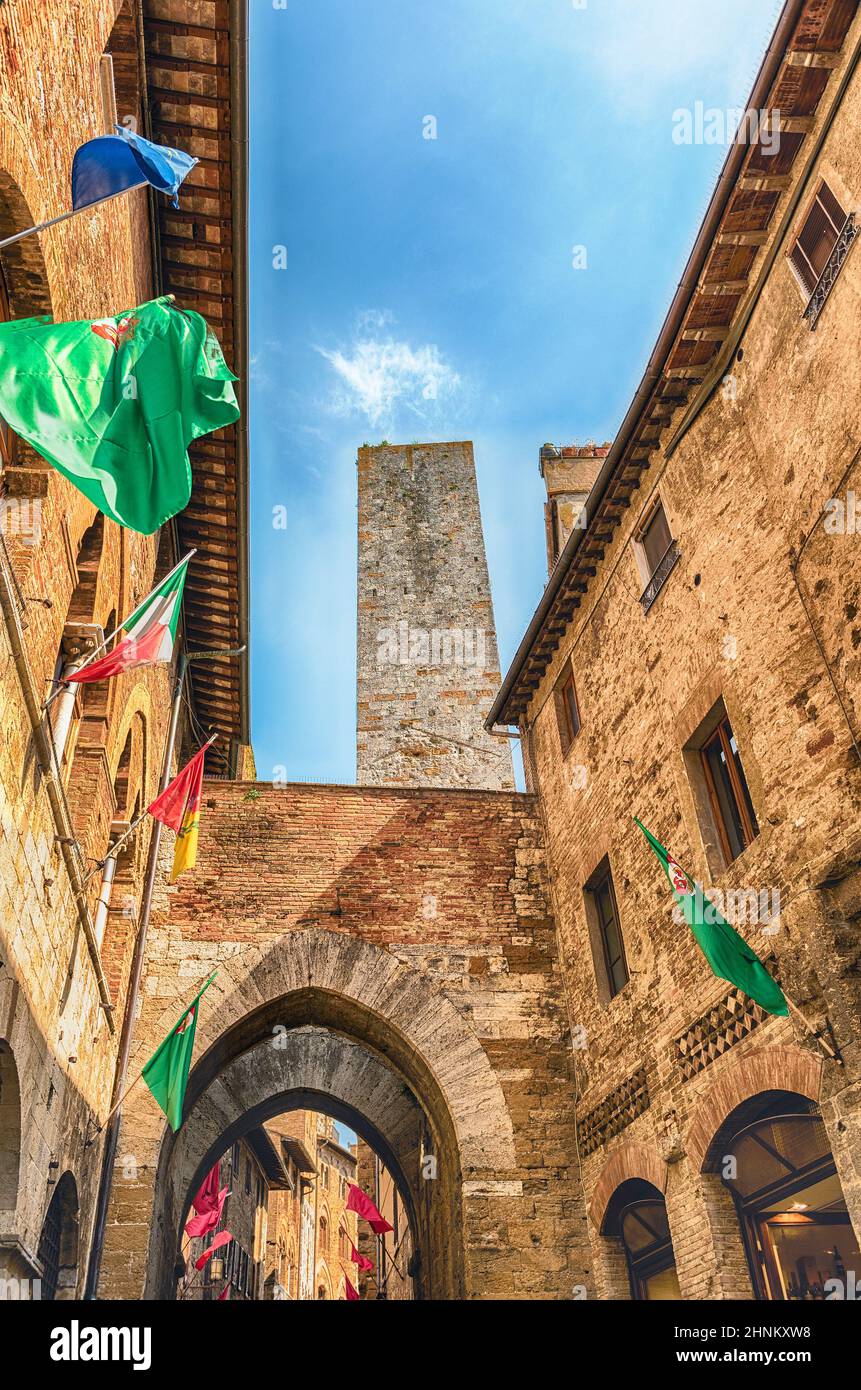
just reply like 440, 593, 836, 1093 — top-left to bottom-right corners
345, 1182, 394, 1235
141, 972, 216, 1132
634, 818, 788, 1016
148, 740, 212, 881
72, 127, 197, 212
0, 296, 239, 533
66, 553, 192, 685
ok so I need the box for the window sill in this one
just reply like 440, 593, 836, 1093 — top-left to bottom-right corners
640, 540, 681, 613
802, 212, 858, 330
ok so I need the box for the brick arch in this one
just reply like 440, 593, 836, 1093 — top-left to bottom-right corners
134, 930, 520, 1300
166, 927, 518, 1175
589, 1141, 668, 1230
685, 1046, 823, 1174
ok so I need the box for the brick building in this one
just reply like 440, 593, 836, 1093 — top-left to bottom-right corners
0, 1, 248, 1298
489, 0, 861, 1302
4, 0, 861, 1308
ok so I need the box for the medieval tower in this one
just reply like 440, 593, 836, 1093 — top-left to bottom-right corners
356, 441, 514, 789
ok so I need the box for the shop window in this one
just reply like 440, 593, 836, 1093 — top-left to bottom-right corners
720, 1104, 860, 1301
604, 1178, 680, 1301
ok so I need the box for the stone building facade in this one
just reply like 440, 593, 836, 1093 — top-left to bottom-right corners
5, 0, 861, 1308
357, 441, 514, 791
0, 0, 249, 1299
489, 0, 861, 1302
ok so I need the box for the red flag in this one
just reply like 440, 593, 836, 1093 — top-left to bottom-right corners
345, 1182, 393, 1235
217, 1284, 231, 1301
189, 1162, 219, 1215
349, 1239, 374, 1273
185, 1160, 229, 1237
186, 1185, 228, 1239
343, 1269, 360, 1301
148, 743, 209, 832
195, 1229, 232, 1271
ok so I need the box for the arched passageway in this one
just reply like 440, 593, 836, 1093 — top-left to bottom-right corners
147, 984, 477, 1301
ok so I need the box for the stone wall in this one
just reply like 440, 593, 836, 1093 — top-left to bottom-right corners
519, 18, 861, 1299
0, 0, 178, 1292
357, 442, 514, 790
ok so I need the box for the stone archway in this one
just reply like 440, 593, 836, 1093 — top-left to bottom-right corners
111, 929, 527, 1301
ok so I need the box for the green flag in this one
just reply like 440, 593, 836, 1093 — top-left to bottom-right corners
141, 973, 216, 1132
0, 296, 239, 534
634, 818, 788, 1016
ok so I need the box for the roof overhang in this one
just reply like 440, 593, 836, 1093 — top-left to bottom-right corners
489, 0, 860, 731
143, 0, 250, 754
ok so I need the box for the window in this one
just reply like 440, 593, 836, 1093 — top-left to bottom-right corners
638, 498, 673, 577
700, 713, 759, 864
720, 1104, 861, 1301
620, 1198, 681, 1301
244, 1157, 251, 1195
789, 181, 848, 297
553, 662, 581, 756
633, 497, 679, 612
586, 861, 629, 999
0, 263, 17, 467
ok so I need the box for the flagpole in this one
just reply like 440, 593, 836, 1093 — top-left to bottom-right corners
635, 820, 842, 1066
79, 733, 218, 889
0, 183, 149, 251
42, 547, 195, 711
784, 995, 840, 1062
88, 1069, 145, 1142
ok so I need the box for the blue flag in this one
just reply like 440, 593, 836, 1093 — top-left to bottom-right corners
71, 127, 197, 211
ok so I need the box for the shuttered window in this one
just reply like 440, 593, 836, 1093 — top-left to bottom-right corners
789, 181, 847, 296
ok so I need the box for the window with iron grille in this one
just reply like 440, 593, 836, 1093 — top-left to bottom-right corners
789, 181, 848, 297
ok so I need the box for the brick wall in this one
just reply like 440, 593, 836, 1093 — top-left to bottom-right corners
102, 779, 591, 1300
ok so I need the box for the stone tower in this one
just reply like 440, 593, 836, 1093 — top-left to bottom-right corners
356, 441, 514, 789
539, 442, 610, 574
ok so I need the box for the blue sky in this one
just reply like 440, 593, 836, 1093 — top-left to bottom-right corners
248, 0, 782, 785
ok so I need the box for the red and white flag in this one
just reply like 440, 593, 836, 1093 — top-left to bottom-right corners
66, 551, 193, 684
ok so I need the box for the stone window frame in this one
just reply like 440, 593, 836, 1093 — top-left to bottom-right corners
682, 696, 761, 877
786, 176, 857, 328
583, 855, 630, 1005
631, 491, 680, 614
553, 659, 581, 758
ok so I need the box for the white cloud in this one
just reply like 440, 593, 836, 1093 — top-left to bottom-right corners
316, 321, 463, 430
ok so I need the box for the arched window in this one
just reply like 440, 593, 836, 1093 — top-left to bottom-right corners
319, 1214, 328, 1253
0, 1041, 21, 1214
604, 1179, 680, 1301
718, 1099, 861, 1301
339, 1224, 348, 1260
37, 1172, 79, 1300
